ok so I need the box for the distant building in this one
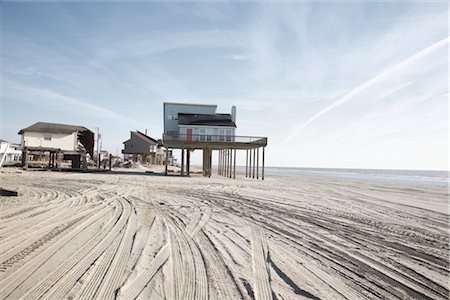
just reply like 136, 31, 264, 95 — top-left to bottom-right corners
18, 122, 94, 169
0, 139, 22, 165
122, 131, 168, 165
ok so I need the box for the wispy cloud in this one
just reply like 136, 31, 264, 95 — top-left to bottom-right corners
278, 36, 449, 148
2, 80, 140, 125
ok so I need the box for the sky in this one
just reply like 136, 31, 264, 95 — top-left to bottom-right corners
0, 1, 448, 170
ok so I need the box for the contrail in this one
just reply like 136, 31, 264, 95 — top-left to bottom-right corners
279, 36, 449, 147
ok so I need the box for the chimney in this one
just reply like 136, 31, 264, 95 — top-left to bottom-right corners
231, 106, 236, 123
145, 129, 147, 135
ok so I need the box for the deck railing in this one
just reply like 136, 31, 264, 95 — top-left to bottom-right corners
163, 133, 267, 145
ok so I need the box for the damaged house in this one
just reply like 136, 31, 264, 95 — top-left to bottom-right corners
18, 122, 94, 169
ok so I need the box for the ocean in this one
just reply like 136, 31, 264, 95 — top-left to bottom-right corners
262, 167, 449, 188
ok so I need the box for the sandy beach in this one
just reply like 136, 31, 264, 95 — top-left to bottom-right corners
0, 168, 448, 300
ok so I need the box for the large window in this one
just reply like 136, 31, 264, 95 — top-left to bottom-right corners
226, 129, 232, 142
219, 129, 226, 142
168, 113, 178, 120
44, 133, 52, 141
199, 129, 206, 141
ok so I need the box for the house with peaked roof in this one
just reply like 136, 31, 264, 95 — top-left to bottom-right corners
163, 102, 236, 142
162, 102, 267, 179
18, 122, 94, 169
122, 131, 169, 165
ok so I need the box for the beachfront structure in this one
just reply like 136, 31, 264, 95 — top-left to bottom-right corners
122, 130, 167, 165
162, 102, 267, 179
0, 139, 21, 167
18, 122, 94, 169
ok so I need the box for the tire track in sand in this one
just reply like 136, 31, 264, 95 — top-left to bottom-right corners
118, 204, 211, 300
251, 225, 272, 300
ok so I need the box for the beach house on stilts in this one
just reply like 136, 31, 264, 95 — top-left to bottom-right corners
162, 102, 267, 179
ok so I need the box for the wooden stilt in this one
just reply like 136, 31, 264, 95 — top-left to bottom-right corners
202, 148, 206, 177
225, 150, 228, 177
181, 148, 185, 176
22, 147, 28, 169
252, 148, 256, 178
257, 147, 259, 179
245, 149, 248, 177
229, 149, 232, 178
249, 149, 251, 178
209, 148, 212, 177
233, 148, 236, 179
164, 148, 169, 176
262, 147, 265, 180
187, 149, 190, 176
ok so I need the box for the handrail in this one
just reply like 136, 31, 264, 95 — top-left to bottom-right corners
163, 133, 267, 144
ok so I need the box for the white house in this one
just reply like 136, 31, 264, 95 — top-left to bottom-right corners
18, 122, 94, 168
0, 139, 21, 166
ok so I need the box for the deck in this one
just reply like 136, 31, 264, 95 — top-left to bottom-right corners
162, 133, 267, 180
162, 133, 267, 150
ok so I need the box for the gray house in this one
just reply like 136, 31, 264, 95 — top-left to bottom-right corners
163, 102, 236, 141
162, 102, 267, 179
122, 131, 168, 165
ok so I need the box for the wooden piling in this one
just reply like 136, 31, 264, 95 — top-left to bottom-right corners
262, 147, 265, 180
229, 149, 232, 178
209, 148, 212, 177
187, 149, 190, 176
233, 148, 236, 179
225, 150, 228, 177
181, 148, 185, 176
245, 149, 248, 177
252, 148, 256, 178
257, 147, 259, 179
249, 148, 252, 178
164, 147, 169, 176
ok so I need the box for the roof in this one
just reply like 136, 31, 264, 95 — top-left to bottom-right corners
178, 113, 236, 127
18, 122, 92, 134
164, 102, 217, 108
135, 131, 158, 144
123, 131, 158, 144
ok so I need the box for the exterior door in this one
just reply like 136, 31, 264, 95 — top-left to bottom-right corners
186, 128, 192, 142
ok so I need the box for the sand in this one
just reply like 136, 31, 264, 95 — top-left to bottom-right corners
0, 168, 448, 300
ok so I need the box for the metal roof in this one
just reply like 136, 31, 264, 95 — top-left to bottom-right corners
18, 122, 92, 134
163, 102, 217, 108
178, 113, 236, 127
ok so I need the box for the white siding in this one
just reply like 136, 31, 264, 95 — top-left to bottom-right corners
22, 132, 77, 151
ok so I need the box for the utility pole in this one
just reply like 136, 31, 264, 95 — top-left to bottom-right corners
95, 127, 100, 168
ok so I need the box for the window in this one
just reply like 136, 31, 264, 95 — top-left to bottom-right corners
199, 129, 206, 141
168, 113, 178, 120
219, 129, 225, 142
226, 130, 232, 142
44, 133, 52, 141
